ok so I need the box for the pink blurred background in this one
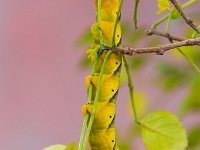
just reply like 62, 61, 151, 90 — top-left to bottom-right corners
0, 0, 199, 150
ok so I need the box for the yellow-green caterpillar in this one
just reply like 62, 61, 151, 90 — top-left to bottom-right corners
82, 0, 122, 149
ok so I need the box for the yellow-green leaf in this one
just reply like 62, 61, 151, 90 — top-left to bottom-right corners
66, 142, 78, 150
42, 142, 78, 150
157, 0, 171, 14
42, 144, 67, 150
170, 8, 181, 19
140, 110, 188, 150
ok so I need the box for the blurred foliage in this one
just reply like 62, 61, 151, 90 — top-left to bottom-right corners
118, 141, 131, 150
180, 76, 200, 114
77, 29, 93, 46
156, 62, 192, 90
188, 125, 200, 149
130, 55, 146, 70
79, 55, 92, 69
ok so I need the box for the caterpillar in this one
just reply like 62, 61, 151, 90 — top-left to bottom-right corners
81, 0, 122, 149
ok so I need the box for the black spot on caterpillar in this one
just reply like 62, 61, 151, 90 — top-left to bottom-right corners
115, 12, 121, 21
117, 37, 122, 47
113, 63, 122, 75
108, 115, 115, 129
113, 140, 117, 150
109, 90, 118, 103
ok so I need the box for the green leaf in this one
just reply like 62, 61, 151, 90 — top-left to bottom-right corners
42, 142, 78, 150
157, 0, 171, 14
140, 110, 188, 150
42, 144, 67, 150
66, 142, 78, 150
170, 8, 181, 19
188, 125, 200, 149
191, 24, 200, 38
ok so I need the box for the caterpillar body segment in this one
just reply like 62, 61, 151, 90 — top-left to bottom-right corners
95, 51, 122, 75
85, 74, 120, 103
94, 0, 119, 15
94, 0, 121, 23
91, 21, 121, 46
83, 0, 122, 149
89, 128, 118, 150
97, 9, 120, 22
81, 102, 116, 130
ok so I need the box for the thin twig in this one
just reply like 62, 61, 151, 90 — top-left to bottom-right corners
146, 28, 200, 46
169, 0, 200, 34
105, 37, 200, 55
147, 28, 200, 75
146, 28, 185, 42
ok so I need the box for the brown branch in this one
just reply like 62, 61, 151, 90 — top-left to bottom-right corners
169, 0, 200, 34
105, 37, 200, 56
146, 28, 200, 46
146, 28, 185, 42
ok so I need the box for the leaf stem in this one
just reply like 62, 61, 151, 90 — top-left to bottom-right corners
177, 48, 200, 74
123, 55, 139, 123
78, 52, 101, 150
82, 51, 112, 150
97, 0, 101, 22
134, 0, 139, 29
112, 0, 124, 46
165, 12, 172, 34
78, 0, 102, 149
